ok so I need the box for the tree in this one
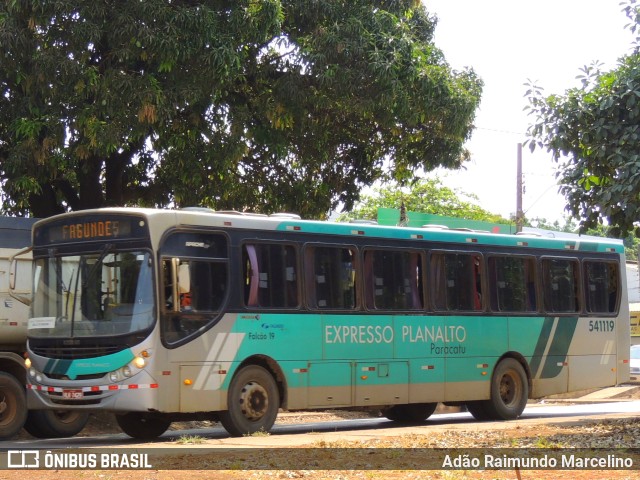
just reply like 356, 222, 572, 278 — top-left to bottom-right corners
526, 1, 640, 238
337, 178, 509, 224
0, 0, 482, 218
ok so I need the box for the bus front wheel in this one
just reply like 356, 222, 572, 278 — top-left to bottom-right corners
220, 365, 280, 437
115, 412, 171, 439
476, 358, 528, 421
383, 403, 438, 423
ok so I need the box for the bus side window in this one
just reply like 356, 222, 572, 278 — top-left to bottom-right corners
364, 249, 423, 310
162, 259, 174, 311
161, 258, 228, 344
162, 258, 189, 312
242, 243, 299, 308
542, 258, 580, 313
488, 256, 537, 313
189, 261, 227, 312
584, 260, 619, 314
431, 252, 482, 312
306, 246, 356, 309
178, 263, 191, 310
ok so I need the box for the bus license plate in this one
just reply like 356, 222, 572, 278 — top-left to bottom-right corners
62, 390, 83, 399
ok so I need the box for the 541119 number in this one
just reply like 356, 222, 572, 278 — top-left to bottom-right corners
588, 320, 615, 332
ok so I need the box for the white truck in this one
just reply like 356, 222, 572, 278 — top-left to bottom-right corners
0, 217, 88, 439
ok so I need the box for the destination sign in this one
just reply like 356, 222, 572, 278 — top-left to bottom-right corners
34, 215, 149, 245
62, 220, 124, 240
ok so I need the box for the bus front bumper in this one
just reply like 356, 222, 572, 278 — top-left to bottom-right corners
26, 370, 160, 413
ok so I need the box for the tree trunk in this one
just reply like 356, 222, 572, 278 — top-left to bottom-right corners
29, 185, 65, 218
77, 156, 105, 209
104, 151, 128, 206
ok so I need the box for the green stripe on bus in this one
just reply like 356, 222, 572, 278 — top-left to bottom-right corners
541, 316, 578, 378
44, 349, 136, 380
528, 317, 556, 377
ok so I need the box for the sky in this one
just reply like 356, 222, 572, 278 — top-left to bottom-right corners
422, 0, 636, 223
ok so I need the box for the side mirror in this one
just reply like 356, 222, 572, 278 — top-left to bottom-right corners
9, 246, 32, 306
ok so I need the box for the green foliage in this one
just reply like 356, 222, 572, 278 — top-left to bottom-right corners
0, 0, 482, 218
337, 178, 508, 224
526, 0, 640, 238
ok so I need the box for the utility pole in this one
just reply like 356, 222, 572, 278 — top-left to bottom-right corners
516, 143, 523, 233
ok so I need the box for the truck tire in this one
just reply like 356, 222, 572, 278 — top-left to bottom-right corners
23, 410, 89, 438
0, 372, 27, 440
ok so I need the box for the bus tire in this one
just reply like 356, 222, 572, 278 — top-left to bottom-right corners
383, 403, 438, 423
115, 412, 171, 439
220, 365, 279, 437
466, 401, 491, 421
0, 372, 27, 440
23, 410, 89, 438
484, 358, 528, 420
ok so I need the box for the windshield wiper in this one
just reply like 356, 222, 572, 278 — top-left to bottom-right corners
83, 244, 113, 288
68, 244, 113, 337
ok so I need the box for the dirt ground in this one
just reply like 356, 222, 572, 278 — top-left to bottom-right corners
6, 386, 640, 480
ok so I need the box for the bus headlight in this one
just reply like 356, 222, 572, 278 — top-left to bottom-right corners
133, 356, 146, 369
109, 372, 119, 383
24, 357, 31, 369
123, 366, 132, 377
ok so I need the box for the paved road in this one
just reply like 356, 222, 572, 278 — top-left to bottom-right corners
4, 400, 639, 450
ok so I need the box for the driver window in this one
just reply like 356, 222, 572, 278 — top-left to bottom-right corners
159, 231, 229, 346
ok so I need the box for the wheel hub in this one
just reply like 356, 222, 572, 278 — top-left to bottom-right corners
500, 374, 517, 405
239, 381, 269, 421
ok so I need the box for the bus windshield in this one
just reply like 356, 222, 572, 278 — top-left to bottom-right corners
29, 249, 155, 338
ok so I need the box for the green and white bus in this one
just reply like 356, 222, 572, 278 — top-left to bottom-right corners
22, 208, 630, 438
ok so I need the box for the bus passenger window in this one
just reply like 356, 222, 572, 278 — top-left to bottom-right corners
430, 252, 483, 312
306, 246, 357, 309
364, 249, 423, 310
542, 258, 580, 313
242, 243, 298, 308
584, 261, 619, 314
488, 256, 537, 312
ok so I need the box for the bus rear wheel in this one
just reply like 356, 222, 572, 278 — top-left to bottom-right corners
115, 412, 171, 439
23, 410, 89, 438
220, 365, 279, 437
474, 358, 528, 421
383, 403, 438, 423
